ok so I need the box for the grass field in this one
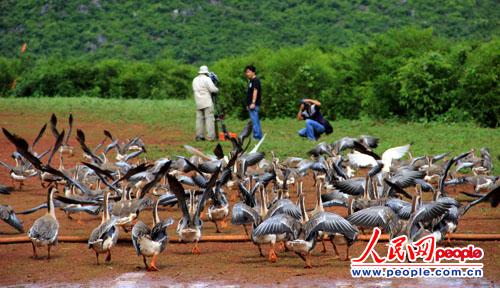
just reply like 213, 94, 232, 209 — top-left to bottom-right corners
0, 97, 498, 174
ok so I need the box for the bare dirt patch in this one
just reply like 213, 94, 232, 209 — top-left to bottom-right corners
0, 112, 498, 287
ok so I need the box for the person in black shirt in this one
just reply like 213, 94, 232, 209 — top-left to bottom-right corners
297, 98, 333, 141
245, 65, 263, 140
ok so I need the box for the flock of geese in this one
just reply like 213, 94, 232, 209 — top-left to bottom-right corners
0, 113, 498, 270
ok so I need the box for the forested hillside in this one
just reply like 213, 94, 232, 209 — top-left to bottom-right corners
1, 0, 498, 62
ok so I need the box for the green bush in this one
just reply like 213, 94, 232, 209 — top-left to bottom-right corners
5, 29, 499, 127
0, 57, 20, 97
397, 51, 458, 121
459, 39, 500, 127
14, 58, 194, 100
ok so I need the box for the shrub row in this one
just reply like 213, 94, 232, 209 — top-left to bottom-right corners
5, 59, 194, 100
1, 28, 498, 127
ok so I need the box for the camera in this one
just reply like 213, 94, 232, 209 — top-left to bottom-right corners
209, 71, 219, 87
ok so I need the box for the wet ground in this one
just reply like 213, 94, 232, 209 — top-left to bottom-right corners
0, 112, 499, 287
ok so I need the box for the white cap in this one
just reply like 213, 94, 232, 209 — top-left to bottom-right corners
198, 65, 209, 74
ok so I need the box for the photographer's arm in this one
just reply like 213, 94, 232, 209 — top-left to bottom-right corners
207, 78, 219, 93
304, 99, 321, 106
297, 104, 304, 121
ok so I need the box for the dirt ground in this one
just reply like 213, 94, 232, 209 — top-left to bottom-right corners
0, 113, 498, 287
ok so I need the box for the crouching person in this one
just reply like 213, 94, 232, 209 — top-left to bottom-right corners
297, 99, 333, 141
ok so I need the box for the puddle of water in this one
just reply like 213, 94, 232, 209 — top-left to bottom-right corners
6, 273, 495, 288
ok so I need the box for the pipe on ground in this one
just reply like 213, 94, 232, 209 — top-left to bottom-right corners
0, 233, 499, 244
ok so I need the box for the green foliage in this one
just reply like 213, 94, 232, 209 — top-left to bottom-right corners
210, 29, 498, 127
397, 51, 458, 121
458, 39, 500, 127
1, 1, 498, 63
0, 57, 20, 96
11, 58, 195, 99
0, 28, 498, 127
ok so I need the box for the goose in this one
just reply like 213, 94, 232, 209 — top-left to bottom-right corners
348, 143, 411, 173
311, 180, 348, 256
6, 122, 49, 175
167, 170, 218, 255
49, 113, 74, 157
3, 127, 67, 188
333, 136, 380, 160
0, 204, 24, 233
76, 129, 109, 167
103, 130, 146, 162
438, 150, 473, 195
26, 122, 48, 158
28, 187, 59, 259
0, 159, 37, 190
461, 185, 500, 213
231, 181, 260, 235
52, 161, 156, 228
88, 190, 118, 264
335, 163, 416, 214
224, 120, 253, 155
402, 183, 498, 244
460, 175, 499, 193
253, 191, 358, 268
345, 162, 388, 211
404, 185, 454, 242
39, 130, 67, 187
238, 152, 266, 179
477, 147, 493, 174
108, 162, 170, 229
132, 199, 174, 271
110, 187, 150, 230
417, 152, 450, 181
307, 142, 334, 157
58, 114, 75, 156
346, 205, 402, 239
250, 181, 290, 263
207, 169, 232, 233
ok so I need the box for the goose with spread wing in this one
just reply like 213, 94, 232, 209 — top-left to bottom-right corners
348, 143, 411, 173
167, 170, 218, 255
108, 162, 170, 230
56, 114, 75, 156
103, 130, 146, 162
0, 159, 37, 190
253, 191, 358, 268
346, 205, 402, 239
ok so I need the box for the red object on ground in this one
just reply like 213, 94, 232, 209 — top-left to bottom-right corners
219, 132, 237, 141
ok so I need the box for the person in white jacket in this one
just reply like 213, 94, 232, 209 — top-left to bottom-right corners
192, 65, 219, 141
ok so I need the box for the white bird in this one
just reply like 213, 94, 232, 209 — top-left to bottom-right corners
348, 144, 411, 172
